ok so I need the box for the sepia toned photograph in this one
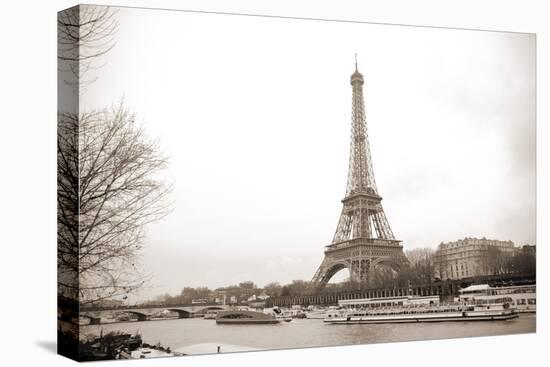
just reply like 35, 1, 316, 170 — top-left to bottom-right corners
57, 4, 536, 361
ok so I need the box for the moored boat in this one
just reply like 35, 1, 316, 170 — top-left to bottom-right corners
324, 303, 518, 324
305, 306, 339, 319
459, 284, 536, 313
215, 310, 280, 324
264, 307, 293, 322
120, 346, 175, 359
203, 310, 219, 320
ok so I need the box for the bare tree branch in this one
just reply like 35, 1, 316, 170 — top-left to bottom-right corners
57, 102, 172, 305
58, 5, 119, 94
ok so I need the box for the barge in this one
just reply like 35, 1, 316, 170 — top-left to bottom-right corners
215, 310, 280, 324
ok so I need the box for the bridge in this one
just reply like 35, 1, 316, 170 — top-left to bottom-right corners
80, 304, 229, 325
266, 273, 536, 307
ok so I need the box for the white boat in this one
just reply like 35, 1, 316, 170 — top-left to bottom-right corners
459, 284, 536, 313
305, 306, 338, 319
203, 310, 219, 319
126, 347, 174, 359
264, 307, 292, 322
324, 303, 518, 324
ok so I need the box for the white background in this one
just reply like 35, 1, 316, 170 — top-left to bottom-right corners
0, 0, 547, 366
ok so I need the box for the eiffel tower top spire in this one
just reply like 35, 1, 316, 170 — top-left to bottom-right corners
329, 60, 396, 243
346, 58, 378, 196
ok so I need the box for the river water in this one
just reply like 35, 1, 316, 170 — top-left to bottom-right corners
82, 313, 535, 356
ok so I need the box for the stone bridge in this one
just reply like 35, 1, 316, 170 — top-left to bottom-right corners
81, 305, 228, 324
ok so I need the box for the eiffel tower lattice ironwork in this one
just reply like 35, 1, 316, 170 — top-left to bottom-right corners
312, 60, 408, 288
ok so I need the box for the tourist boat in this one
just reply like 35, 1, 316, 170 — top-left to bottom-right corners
291, 309, 307, 319
458, 284, 536, 313
264, 307, 293, 322
286, 305, 307, 319
305, 306, 338, 319
324, 303, 518, 324
215, 310, 280, 324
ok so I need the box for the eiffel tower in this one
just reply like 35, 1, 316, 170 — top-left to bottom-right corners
312, 59, 408, 288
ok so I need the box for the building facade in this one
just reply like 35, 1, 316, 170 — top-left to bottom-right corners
433, 237, 517, 280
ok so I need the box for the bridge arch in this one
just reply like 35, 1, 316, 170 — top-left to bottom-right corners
124, 310, 149, 321
166, 308, 192, 319
201, 306, 224, 310
315, 257, 406, 289
80, 314, 101, 325
195, 306, 225, 313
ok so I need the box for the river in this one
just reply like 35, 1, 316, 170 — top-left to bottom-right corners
82, 313, 535, 356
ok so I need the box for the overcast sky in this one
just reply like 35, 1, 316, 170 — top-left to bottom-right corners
83, 7, 536, 301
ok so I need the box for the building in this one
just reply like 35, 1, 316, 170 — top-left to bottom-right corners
433, 237, 517, 280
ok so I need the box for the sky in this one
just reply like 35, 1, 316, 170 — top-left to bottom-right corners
82, 7, 536, 301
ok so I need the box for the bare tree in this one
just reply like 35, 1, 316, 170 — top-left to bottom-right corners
509, 246, 536, 275
58, 102, 172, 305
370, 267, 398, 289
480, 246, 512, 276
263, 282, 283, 297
58, 5, 119, 92
405, 247, 435, 284
405, 248, 434, 266
286, 280, 315, 296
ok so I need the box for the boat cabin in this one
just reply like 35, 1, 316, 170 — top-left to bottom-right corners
338, 295, 440, 309
458, 284, 536, 312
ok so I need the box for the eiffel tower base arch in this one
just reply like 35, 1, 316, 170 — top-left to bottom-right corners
312, 241, 408, 289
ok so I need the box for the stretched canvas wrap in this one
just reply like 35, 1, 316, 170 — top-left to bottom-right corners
57, 4, 536, 362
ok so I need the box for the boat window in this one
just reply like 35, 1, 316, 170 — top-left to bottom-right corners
221, 314, 254, 319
